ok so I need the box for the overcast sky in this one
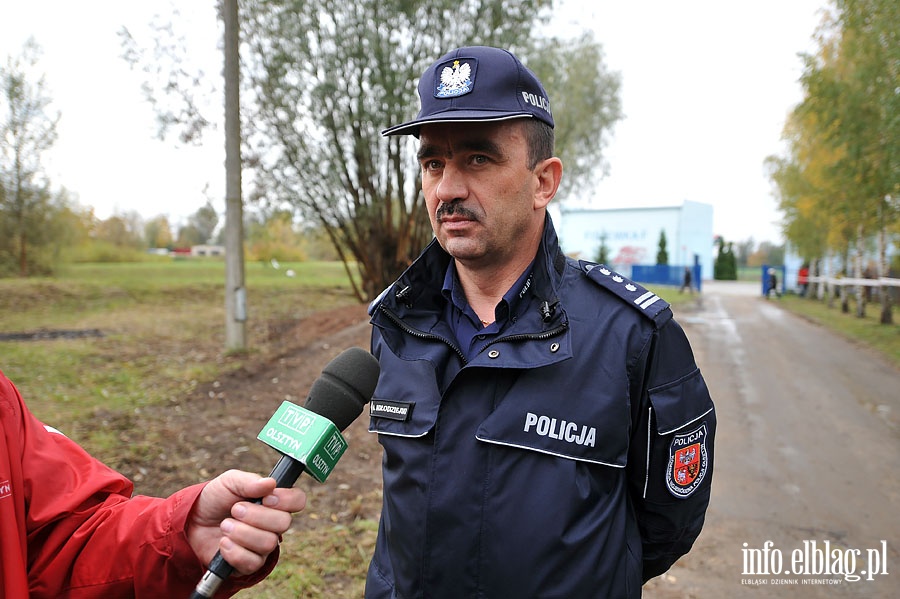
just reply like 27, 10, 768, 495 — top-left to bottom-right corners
2, 1, 829, 244
0, 2, 222, 228
556, 1, 829, 244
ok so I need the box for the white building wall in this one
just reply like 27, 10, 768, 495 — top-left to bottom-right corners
677, 201, 714, 279
555, 201, 714, 280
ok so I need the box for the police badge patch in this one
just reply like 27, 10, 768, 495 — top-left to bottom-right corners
435, 58, 476, 98
665, 423, 709, 498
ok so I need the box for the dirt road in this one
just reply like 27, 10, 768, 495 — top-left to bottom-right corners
645, 282, 900, 598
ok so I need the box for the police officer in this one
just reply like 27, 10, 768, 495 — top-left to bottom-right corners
366, 46, 715, 598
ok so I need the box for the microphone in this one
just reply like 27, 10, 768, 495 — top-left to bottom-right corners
189, 347, 380, 599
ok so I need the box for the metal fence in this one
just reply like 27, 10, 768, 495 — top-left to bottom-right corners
631, 264, 702, 292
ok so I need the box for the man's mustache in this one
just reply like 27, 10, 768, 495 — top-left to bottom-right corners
436, 202, 478, 221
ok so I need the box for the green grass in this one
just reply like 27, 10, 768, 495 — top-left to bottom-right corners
649, 284, 696, 308
241, 520, 379, 598
778, 294, 900, 369
737, 266, 762, 282
0, 260, 359, 446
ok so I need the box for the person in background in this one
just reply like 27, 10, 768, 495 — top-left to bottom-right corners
680, 266, 694, 294
797, 263, 810, 297
0, 369, 306, 598
766, 267, 781, 298
366, 46, 715, 598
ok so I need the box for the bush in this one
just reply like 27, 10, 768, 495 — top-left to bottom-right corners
65, 240, 150, 264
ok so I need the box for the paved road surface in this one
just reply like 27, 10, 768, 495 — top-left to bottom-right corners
644, 281, 899, 598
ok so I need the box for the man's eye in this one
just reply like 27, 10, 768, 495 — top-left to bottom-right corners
423, 160, 442, 171
472, 155, 488, 165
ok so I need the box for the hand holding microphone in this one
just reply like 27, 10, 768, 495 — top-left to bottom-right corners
188, 347, 380, 598
186, 471, 308, 578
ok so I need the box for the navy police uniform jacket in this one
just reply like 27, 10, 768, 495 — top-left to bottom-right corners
366, 217, 715, 598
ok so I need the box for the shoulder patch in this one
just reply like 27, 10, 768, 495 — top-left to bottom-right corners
580, 261, 672, 327
666, 422, 710, 498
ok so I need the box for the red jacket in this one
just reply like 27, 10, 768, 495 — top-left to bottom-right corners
0, 371, 272, 598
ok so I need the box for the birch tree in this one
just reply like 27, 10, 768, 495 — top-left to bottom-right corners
0, 39, 60, 276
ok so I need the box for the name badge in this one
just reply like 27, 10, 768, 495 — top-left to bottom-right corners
369, 399, 414, 422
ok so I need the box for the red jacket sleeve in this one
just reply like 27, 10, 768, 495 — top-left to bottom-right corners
1, 372, 276, 598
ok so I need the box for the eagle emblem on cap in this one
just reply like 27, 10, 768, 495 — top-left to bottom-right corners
436, 59, 473, 98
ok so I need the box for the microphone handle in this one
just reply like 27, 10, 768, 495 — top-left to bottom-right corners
188, 455, 305, 599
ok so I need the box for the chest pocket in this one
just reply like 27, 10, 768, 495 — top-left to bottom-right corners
367, 357, 443, 438
474, 366, 630, 468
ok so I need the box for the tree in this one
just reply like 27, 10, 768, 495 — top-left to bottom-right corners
835, 0, 899, 323
119, 9, 217, 145
50, 193, 92, 249
95, 212, 145, 249
524, 31, 622, 200
242, 0, 583, 300
714, 237, 737, 281
769, 0, 898, 322
190, 200, 220, 244
656, 229, 669, 265
173, 201, 221, 247
245, 209, 307, 262
749, 241, 784, 268
734, 238, 755, 268
145, 215, 174, 248
594, 232, 610, 264
123, 1, 622, 301
0, 38, 60, 276
0, 185, 74, 276
175, 224, 204, 248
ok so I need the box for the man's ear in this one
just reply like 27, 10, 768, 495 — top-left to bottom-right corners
533, 157, 563, 210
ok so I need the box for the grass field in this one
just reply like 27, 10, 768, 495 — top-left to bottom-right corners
1, 260, 360, 450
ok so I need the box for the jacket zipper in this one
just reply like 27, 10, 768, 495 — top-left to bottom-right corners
379, 306, 469, 363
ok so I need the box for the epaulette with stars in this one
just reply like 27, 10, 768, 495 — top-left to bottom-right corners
579, 261, 673, 328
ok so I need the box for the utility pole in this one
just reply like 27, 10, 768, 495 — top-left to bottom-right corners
223, 0, 246, 350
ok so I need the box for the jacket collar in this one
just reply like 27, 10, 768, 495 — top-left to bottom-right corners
376, 214, 567, 330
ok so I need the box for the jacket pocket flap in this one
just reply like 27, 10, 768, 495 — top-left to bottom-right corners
648, 368, 713, 434
367, 361, 440, 438
476, 405, 628, 467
